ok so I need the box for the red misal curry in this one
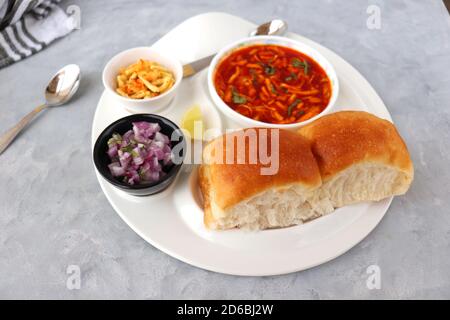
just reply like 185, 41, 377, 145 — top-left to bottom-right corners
214, 44, 332, 124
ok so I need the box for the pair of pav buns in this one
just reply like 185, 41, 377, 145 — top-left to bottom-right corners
199, 111, 414, 230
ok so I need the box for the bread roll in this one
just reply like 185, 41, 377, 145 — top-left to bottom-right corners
198, 111, 414, 230
298, 111, 414, 209
199, 128, 322, 230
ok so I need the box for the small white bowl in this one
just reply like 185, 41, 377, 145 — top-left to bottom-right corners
102, 47, 182, 113
207, 36, 339, 129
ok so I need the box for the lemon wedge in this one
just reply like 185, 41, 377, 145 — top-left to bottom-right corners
180, 104, 204, 140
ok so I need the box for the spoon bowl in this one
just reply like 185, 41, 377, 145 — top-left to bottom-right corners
45, 64, 81, 106
0, 64, 81, 155
249, 19, 288, 37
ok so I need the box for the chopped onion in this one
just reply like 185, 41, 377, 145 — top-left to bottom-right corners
154, 131, 169, 144
119, 151, 131, 168
106, 122, 172, 185
108, 162, 125, 177
107, 145, 118, 158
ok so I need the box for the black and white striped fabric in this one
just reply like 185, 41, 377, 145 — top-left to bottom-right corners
0, 0, 76, 68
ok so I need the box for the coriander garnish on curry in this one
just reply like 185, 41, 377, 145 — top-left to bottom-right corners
213, 44, 332, 124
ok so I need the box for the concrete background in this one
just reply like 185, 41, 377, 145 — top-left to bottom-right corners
0, 0, 449, 299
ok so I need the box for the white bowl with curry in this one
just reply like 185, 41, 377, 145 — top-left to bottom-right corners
208, 36, 339, 129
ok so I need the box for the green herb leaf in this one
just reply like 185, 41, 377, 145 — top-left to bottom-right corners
232, 87, 247, 104
287, 99, 302, 117
131, 150, 139, 157
304, 60, 310, 75
121, 145, 134, 154
264, 64, 276, 75
112, 133, 122, 140
107, 133, 122, 147
270, 84, 277, 94
291, 58, 310, 75
138, 167, 147, 179
292, 58, 302, 68
250, 69, 258, 85
284, 72, 298, 82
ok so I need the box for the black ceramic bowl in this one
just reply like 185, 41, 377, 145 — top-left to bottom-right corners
93, 114, 186, 196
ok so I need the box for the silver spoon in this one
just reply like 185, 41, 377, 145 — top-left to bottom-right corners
183, 19, 288, 77
248, 19, 288, 37
0, 64, 81, 155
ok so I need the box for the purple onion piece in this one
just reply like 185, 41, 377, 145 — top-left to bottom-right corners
106, 121, 172, 185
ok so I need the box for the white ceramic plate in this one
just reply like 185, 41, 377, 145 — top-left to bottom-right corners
91, 12, 393, 276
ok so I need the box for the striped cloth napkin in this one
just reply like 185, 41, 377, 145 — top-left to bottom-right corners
0, 0, 76, 68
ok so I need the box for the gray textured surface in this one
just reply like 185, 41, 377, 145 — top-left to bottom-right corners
1, 0, 449, 299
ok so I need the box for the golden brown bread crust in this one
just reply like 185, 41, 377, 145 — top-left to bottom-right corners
298, 111, 414, 181
198, 164, 215, 228
199, 128, 322, 216
199, 111, 414, 229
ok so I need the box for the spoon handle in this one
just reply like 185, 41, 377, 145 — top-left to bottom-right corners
183, 54, 215, 78
0, 104, 47, 155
